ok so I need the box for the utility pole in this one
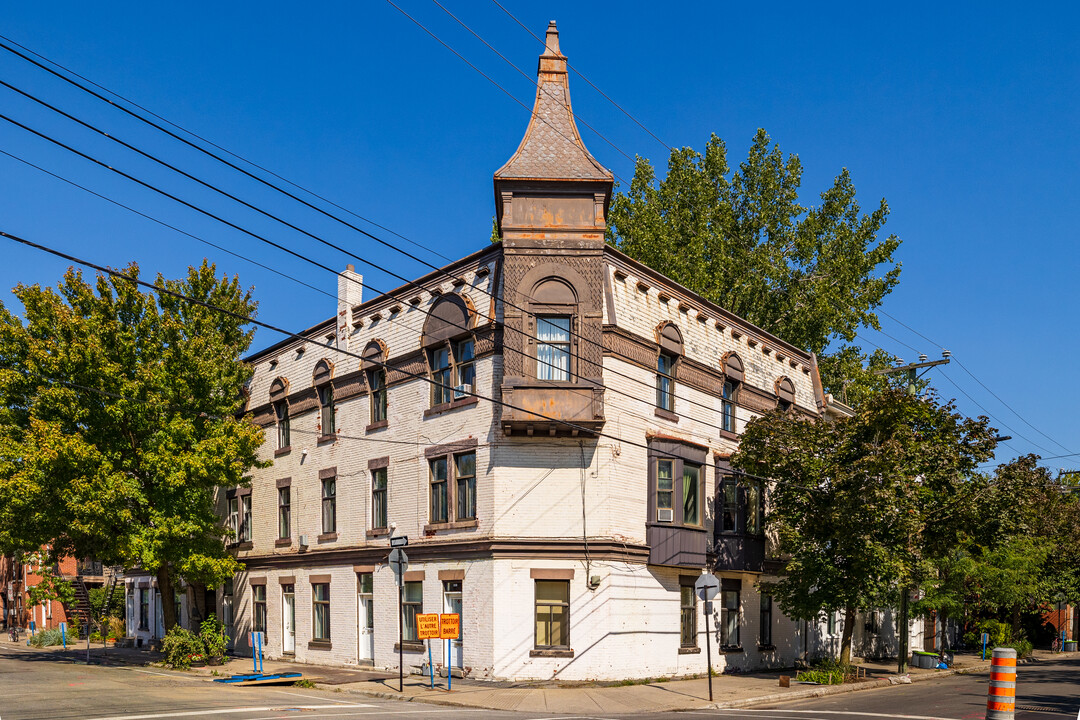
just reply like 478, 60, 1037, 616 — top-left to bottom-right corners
874, 353, 950, 674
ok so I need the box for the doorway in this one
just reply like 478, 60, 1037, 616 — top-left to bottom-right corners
282, 584, 295, 654
357, 573, 373, 664
443, 580, 462, 670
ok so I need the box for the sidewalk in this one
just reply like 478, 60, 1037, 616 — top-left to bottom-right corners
4, 636, 1074, 714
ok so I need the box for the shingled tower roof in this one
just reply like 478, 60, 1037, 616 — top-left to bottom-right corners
494, 22, 612, 183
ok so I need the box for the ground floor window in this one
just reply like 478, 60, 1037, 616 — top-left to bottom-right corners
139, 589, 149, 630
534, 580, 570, 649
252, 585, 266, 633
312, 583, 330, 641
403, 581, 422, 642
759, 594, 772, 647
680, 583, 697, 648
720, 588, 740, 648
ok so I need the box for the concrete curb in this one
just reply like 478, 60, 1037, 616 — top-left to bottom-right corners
322, 686, 494, 710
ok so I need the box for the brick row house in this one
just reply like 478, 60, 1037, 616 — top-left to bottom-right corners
124, 23, 923, 677
2, 552, 118, 634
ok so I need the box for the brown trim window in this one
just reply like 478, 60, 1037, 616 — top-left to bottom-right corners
720, 475, 738, 533
277, 487, 291, 540
227, 496, 239, 541
680, 582, 698, 648
322, 477, 337, 534
369, 368, 387, 424
402, 581, 422, 642
683, 463, 701, 527
240, 495, 252, 542
312, 583, 330, 641
372, 467, 388, 530
274, 400, 290, 449
536, 316, 572, 381
430, 457, 448, 524
720, 581, 741, 649
430, 346, 453, 406
722, 380, 737, 433
656, 352, 676, 412
252, 585, 267, 633
647, 440, 707, 528
455, 338, 475, 390
656, 459, 675, 523
455, 452, 476, 521
759, 594, 773, 647
535, 580, 570, 649
428, 338, 477, 408
717, 467, 765, 537
318, 384, 335, 436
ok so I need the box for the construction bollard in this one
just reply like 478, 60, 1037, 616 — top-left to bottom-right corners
985, 647, 1017, 720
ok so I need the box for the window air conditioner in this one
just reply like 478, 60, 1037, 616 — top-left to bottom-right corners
657, 508, 674, 523
298, 535, 308, 547
453, 383, 473, 399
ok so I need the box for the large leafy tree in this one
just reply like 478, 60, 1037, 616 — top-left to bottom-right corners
0, 261, 265, 631
732, 388, 995, 663
607, 130, 901, 393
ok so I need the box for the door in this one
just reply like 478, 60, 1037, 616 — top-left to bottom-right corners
282, 584, 295, 654
357, 573, 373, 664
443, 581, 462, 670
923, 611, 937, 651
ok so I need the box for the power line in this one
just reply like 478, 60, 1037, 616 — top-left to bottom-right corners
489, 0, 673, 153
936, 369, 1046, 455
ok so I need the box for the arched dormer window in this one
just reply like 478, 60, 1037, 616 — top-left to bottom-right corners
655, 322, 683, 414
362, 340, 388, 426
775, 376, 796, 413
313, 359, 335, 438
269, 377, 290, 450
422, 296, 476, 407
721, 352, 744, 434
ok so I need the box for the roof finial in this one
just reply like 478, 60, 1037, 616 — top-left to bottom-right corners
544, 21, 561, 56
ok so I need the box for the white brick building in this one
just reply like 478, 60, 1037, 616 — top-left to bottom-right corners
130, 22, 926, 679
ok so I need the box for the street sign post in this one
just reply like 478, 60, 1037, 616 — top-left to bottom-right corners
390, 536, 409, 548
389, 548, 409, 691
417, 613, 440, 688
440, 614, 460, 691
694, 574, 720, 701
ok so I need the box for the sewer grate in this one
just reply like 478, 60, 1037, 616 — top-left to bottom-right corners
1015, 705, 1071, 714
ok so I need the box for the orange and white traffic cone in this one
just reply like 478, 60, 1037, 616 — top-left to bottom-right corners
985, 647, 1017, 720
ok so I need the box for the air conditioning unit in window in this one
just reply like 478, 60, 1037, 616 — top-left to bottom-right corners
453, 383, 473, 399
298, 535, 308, 548
657, 508, 674, 523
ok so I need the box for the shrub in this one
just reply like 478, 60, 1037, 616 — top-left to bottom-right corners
796, 668, 844, 685
964, 620, 1010, 649
199, 614, 230, 663
29, 628, 67, 647
162, 626, 204, 669
108, 617, 125, 640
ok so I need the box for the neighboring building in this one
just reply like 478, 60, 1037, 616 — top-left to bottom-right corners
124, 23, 918, 679
1, 552, 118, 633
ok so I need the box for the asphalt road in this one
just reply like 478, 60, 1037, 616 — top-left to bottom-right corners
1, 640, 1077, 720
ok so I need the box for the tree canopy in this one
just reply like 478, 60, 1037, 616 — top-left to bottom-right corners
0, 261, 264, 630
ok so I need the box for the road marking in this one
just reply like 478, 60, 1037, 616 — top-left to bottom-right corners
722, 711, 961, 720
80, 704, 375, 720
272, 689, 355, 704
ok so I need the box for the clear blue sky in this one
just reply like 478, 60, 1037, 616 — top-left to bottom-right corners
1, 2, 1076, 470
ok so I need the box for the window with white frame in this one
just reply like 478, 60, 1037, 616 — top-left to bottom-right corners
536, 316, 571, 381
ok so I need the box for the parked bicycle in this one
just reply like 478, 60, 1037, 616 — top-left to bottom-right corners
8, 625, 19, 643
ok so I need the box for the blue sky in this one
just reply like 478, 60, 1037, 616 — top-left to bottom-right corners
0, 2, 1076, 470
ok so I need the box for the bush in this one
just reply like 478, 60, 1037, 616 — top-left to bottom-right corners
964, 620, 1010, 649
1007, 638, 1033, 658
108, 617, 125, 640
162, 626, 204, 669
29, 628, 67, 648
199, 614, 229, 663
797, 668, 844, 685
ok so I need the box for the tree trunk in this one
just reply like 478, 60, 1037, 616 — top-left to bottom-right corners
897, 589, 910, 674
840, 604, 857, 664
156, 566, 177, 632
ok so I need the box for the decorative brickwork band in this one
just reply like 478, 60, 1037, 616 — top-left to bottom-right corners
985, 647, 1016, 719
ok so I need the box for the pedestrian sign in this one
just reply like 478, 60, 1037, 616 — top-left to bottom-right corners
439, 613, 460, 640
416, 613, 440, 640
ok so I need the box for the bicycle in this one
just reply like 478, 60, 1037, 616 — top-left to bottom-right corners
8, 625, 19, 643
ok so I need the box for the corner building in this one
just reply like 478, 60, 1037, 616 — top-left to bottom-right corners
231, 23, 853, 681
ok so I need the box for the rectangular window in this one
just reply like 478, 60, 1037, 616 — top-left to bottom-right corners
721, 381, 736, 433
455, 452, 476, 521
656, 353, 675, 411
312, 583, 330, 641
656, 459, 674, 522
278, 487, 290, 540
746, 481, 763, 536
402, 581, 422, 642
683, 463, 701, 526
759, 594, 772, 646
240, 495, 252, 542
253, 585, 266, 633
455, 339, 475, 389
534, 580, 570, 649
275, 401, 290, 448
680, 585, 697, 647
372, 468, 388, 530
139, 589, 149, 631
227, 497, 239, 541
720, 476, 738, 533
720, 589, 740, 647
322, 477, 336, 534
431, 347, 453, 406
828, 611, 838, 636
369, 369, 387, 423
536, 316, 571, 381
319, 385, 335, 435
430, 457, 448, 524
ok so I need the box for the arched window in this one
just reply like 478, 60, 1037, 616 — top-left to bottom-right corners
313, 359, 335, 437
721, 352, 744, 434
526, 272, 582, 382
363, 340, 388, 425
422, 296, 476, 407
655, 322, 683, 414
269, 377, 290, 450
775, 376, 796, 413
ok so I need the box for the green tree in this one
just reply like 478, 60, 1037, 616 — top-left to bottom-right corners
0, 261, 265, 632
732, 388, 995, 663
607, 130, 901, 394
